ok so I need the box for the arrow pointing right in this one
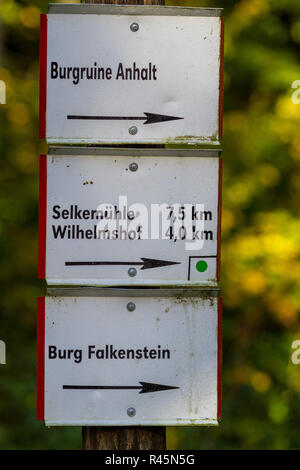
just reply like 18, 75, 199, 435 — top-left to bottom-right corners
63, 381, 179, 394
65, 257, 180, 270
139, 381, 179, 394
143, 112, 183, 125
67, 112, 183, 125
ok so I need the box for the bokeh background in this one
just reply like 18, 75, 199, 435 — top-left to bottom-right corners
0, 0, 300, 449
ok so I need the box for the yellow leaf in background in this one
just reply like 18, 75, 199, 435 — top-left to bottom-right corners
258, 164, 280, 187
251, 372, 272, 393
8, 102, 30, 126
221, 209, 236, 234
244, 271, 266, 295
0, 0, 20, 25
276, 95, 300, 120
19, 6, 40, 29
290, 22, 300, 43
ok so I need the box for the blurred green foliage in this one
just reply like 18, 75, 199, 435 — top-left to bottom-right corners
0, 0, 300, 449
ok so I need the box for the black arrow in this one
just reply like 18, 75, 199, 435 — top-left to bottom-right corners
67, 112, 183, 125
63, 381, 179, 394
65, 257, 180, 270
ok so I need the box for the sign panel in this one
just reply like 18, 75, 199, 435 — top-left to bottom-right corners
37, 291, 222, 426
38, 148, 222, 287
40, 4, 224, 145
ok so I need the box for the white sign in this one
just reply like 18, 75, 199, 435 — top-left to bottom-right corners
39, 148, 222, 287
40, 4, 224, 145
37, 292, 222, 426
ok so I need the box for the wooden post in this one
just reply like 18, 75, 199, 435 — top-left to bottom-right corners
82, 0, 166, 451
82, 426, 166, 450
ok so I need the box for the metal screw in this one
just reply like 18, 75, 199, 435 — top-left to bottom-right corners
129, 126, 138, 135
129, 162, 138, 172
128, 267, 137, 277
127, 302, 136, 312
130, 23, 139, 32
127, 407, 136, 417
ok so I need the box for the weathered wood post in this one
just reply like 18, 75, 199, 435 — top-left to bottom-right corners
82, 0, 166, 451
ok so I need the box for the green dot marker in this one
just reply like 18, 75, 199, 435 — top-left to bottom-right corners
196, 260, 208, 273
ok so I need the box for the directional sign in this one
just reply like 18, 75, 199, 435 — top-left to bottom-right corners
37, 291, 222, 426
40, 4, 224, 145
38, 148, 222, 287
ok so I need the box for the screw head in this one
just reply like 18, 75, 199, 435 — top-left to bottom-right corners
127, 407, 136, 417
129, 162, 138, 172
128, 267, 137, 277
130, 23, 139, 32
127, 302, 136, 312
129, 126, 138, 135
